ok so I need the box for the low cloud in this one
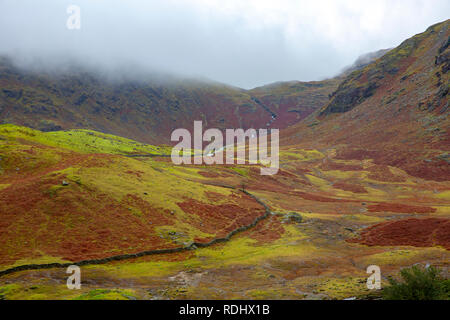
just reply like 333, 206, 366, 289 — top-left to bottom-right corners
0, 0, 449, 88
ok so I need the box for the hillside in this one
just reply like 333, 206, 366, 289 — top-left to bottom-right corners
0, 124, 268, 264
0, 58, 340, 145
249, 79, 340, 128
283, 20, 449, 181
0, 62, 265, 144
340, 49, 392, 75
0, 45, 399, 146
0, 20, 448, 300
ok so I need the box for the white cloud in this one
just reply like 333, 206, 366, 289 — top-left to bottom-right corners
0, 0, 448, 88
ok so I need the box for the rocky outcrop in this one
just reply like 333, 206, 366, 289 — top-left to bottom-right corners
319, 22, 446, 116
320, 81, 379, 115
435, 36, 450, 74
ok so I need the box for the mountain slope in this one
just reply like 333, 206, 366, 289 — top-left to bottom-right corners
340, 49, 392, 75
0, 59, 340, 145
282, 19, 449, 181
0, 63, 270, 144
249, 79, 340, 128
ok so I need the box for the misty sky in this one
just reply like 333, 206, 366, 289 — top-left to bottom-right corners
0, 0, 449, 89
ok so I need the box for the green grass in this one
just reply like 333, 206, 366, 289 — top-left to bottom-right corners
74, 289, 138, 300
0, 124, 171, 155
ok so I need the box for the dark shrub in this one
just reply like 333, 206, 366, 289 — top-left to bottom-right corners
383, 265, 449, 300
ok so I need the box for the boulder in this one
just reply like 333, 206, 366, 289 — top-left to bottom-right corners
283, 212, 303, 224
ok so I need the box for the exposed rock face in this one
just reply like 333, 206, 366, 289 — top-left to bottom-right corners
435, 36, 450, 73
320, 21, 449, 116
320, 81, 379, 115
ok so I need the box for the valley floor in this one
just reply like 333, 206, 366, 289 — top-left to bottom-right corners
0, 125, 448, 300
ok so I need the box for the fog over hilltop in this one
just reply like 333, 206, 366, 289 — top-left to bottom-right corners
1, 0, 449, 88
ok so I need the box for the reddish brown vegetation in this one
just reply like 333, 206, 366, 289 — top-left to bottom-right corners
198, 171, 221, 178
0, 152, 179, 264
320, 160, 364, 172
348, 218, 450, 249
204, 191, 226, 202
0, 175, 176, 263
367, 165, 406, 183
276, 169, 299, 178
177, 193, 266, 243
368, 203, 437, 214
336, 149, 380, 162
247, 217, 285, 244
125, 170, 144, 178
291, 191, 357, 203
335, 147, 450, 182
332, 182, 367, 194
247, 176, 294, 194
